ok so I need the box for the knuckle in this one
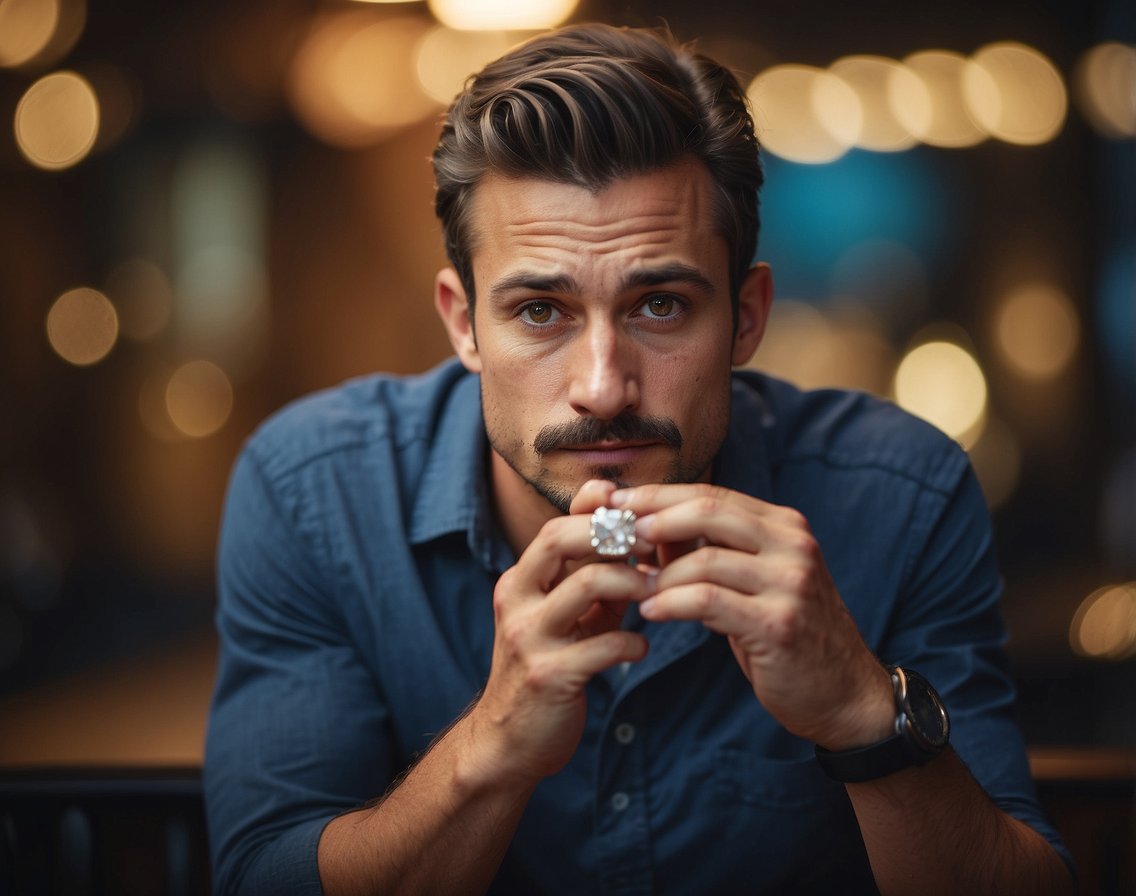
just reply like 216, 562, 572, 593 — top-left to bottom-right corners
693, 582, 718, 613
780, 563, 813, 596
692, 546, 722, 577
764, 603, 801, 646
523, 657, 555, 693
536, 515, 573, 550
694, 495, 721, 517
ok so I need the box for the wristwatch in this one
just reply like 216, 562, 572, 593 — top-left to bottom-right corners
814, 666, 950, 783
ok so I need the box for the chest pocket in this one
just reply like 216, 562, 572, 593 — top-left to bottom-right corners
693, 749, 877, 894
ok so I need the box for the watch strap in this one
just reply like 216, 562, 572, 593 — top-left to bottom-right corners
815, 731, 932, 783
814, 666, 946, 783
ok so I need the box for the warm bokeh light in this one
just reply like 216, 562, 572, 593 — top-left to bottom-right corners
1071, 583, 1136, 660
0, 0, 84, 69
427, 0, 577, 31
165, 360, 234, 438
829, 55, 921, 152
964, 42, 1067, 145
892, 50, 986, 148
288, 12, 439, 148
966, 415, 1021, 509
415, 26, 515, 104
105, 258, 174, 341
748, 65, 862, 164
1075, 42, 1136, 139
0, 0, 58, 67
893, 337, 987, 444
45, 287, 118, 366
14, 70, 99, 170
994, 282, 1080, 381
747, 300, 895, 395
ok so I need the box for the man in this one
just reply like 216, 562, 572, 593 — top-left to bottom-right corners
205, 23, 1072, 895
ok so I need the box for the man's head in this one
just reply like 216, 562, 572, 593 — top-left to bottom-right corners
432, 23, 764, 317
431, 24, 772, 524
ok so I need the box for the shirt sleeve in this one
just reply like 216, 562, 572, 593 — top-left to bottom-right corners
204, 443, 394, 895
883, 450, 1074, 874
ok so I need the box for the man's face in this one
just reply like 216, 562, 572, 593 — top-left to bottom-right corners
442, 159, 767, 514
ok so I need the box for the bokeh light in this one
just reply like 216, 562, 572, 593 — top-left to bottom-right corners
964, 42, 1067, 145
829, 55, 921, 152
1070, 583, 1136, 660
427, 0, 577, 31
288, 12, 439, 148
0, 0, 58, 67
14, 70, 100, 170
165, 360, 234, 438
415, 26, 515, 104
45, 287, 118, 366
892, 50, 986, 148
994, 282, 1080, 381
105, 258, 174, 342
748, 300, 895, 395
1075, 42, 1136, 139
893, 336, 987, 444
748, 65, 862, 163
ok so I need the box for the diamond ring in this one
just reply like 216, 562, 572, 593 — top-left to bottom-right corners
590, 506, 637, 558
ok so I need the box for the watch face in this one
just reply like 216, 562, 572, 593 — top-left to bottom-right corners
905, 672, 949, 749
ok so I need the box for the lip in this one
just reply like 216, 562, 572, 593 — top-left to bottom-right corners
559, 441, 657, 465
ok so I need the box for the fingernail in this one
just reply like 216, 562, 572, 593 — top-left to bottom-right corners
640, 597, 657, 617
609, 489, 629, 507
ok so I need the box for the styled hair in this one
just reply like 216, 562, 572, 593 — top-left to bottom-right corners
431, 23, 763, 312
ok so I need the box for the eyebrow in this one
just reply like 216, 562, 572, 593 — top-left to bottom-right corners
488, 262, 716, 301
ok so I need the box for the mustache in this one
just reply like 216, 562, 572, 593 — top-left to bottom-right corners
532, 413, 682, 455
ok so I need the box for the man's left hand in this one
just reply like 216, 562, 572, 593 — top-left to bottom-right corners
611, 483, 894, 751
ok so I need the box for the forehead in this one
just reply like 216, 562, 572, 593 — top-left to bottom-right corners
467, 159, 725, 279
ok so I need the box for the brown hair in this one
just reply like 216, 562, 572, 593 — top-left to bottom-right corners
431, 23, 763, 313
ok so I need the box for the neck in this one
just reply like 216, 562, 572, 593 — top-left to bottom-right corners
490, 450, 562, 557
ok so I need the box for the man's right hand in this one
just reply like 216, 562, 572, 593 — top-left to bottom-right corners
465, 479, 655, 787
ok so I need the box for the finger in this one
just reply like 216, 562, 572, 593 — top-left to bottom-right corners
640, 581, 760, 636
552, 630, 649, 683
652, 545, 762, 596
512, 514, 605, 592
636, 499, 770, 555
541, 562, 656, 634
612, 482, 769, 516
569, 479, 619, 515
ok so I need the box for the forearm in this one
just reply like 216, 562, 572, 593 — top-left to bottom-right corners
317, 713, 535, 896
848, 749, 1072, 895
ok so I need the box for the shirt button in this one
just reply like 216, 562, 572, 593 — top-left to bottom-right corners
614, 723, 636, 745
611, 792, 630, 812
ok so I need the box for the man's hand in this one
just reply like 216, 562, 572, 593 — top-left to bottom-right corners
467, 480, 654, 787
611, 482, 894, 751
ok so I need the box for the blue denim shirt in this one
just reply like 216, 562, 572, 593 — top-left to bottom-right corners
205, 358, 1068, 894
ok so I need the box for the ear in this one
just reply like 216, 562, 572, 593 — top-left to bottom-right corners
731, 263, 774, 367
435, 267, 481, 373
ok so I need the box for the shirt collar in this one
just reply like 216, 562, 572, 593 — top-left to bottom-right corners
408, 368, 514, 572
713, 374, 776, 502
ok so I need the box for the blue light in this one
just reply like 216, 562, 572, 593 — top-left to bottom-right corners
757, 149, 964, 301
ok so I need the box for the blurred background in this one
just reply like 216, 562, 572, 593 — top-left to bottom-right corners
0, 0, 1133, 889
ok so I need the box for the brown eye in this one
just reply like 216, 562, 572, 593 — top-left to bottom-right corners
645, 295, 676, 317
522, 302, 557, 325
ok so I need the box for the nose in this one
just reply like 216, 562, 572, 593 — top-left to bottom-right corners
567, 319, 640, 420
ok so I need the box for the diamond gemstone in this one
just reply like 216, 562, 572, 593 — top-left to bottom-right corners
590, 507, 637, 557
